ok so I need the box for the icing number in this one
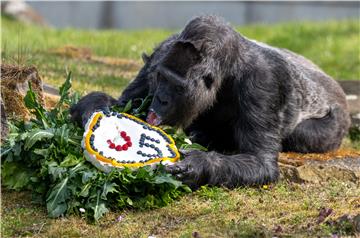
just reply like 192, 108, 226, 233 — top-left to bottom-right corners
106, 128, 162, 159
137, 133, 163, 159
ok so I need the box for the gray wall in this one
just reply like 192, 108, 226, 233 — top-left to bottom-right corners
27, 1, 360, 29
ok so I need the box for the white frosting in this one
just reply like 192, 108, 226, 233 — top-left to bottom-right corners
82, 111, 179, 171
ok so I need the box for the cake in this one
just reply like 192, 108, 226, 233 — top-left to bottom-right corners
82, 111, 180, 172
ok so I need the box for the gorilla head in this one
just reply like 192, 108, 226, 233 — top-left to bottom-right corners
146, 16, 239, 128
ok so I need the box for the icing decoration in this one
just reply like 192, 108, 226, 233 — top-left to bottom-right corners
82, 111, 180, 172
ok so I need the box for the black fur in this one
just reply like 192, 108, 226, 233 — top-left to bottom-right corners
70, 92, 117, 126
71, 16, 350, 189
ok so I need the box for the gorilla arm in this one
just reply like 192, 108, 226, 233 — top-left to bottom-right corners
166, 72, 284, 189
70, 92, 118, 127
118, 59, 150, 106
70, 56, 151, 127
167, 116, 281, 189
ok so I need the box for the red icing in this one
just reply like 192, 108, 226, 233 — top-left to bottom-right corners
108, 130, 132, 151
122, 144, 128, 151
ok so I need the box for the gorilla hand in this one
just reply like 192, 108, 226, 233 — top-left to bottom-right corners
166, 149, 280, 189
70, 92, 117, 127
165, 150, 210, 190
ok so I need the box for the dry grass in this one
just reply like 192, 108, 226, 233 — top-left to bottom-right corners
280, 149, 360, 166
1, 64, 44, 120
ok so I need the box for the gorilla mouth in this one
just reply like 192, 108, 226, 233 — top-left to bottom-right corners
146, 110, 162, 126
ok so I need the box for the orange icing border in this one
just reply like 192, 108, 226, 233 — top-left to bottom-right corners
84, 112, 180, 168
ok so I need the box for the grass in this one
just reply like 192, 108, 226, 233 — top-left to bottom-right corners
1, 17, 359, 97
1, 17, 360, 237
2, 181, 359, 237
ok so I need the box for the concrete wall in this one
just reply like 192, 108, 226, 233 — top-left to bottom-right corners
27, 1, 360, 29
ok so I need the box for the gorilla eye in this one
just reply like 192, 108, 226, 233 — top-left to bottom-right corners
203, 74, 214, 89
175, 85, 185, 94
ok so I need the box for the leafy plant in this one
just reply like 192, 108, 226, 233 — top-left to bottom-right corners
1, 72, 202, 221
349, 125, 360, 142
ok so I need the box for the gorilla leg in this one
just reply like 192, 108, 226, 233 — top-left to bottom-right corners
282, 106, 350, 153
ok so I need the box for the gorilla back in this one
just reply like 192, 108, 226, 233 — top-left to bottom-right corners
70, 16, 350, 189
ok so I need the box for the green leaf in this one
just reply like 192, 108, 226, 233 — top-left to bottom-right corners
55, 124, 69, 147
58, 71, 72, 105
92, 192, 109, 221
46, 177, 69, 218
23, 82, 48, 127
154, 174, 182, 188
123, 100, 132, 113
12, 142, 23, 156
79, 183, 92, 197
2, 161, 31, 190
126, 197, 133, 206
81, 171, 96, 183
180, 143, 208, 151
134, 95, 152, 114
24, 82, 41, 110
60, 154, 80, 167
48, 161, 67, 180
101, 182, 118, 200
24, 129, 54, 150
33, 148, 50, 158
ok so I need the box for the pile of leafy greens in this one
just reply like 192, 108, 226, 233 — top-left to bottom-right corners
1, 72, 205, 221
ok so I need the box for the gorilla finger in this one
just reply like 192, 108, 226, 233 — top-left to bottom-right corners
165, 164, 187, 174
179, 149, 197, 156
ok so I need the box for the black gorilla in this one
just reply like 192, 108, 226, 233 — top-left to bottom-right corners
71, 16, 350, 189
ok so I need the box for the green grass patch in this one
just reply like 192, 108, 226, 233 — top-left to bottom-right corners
1, 18, 359, 98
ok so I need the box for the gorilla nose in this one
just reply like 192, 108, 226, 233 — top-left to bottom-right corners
156, 95, 168, 106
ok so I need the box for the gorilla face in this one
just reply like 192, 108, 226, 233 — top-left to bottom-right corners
145, 40, 221, 128
146, 65, 190, 127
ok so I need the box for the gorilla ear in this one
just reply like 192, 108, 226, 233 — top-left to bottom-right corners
141, 52, 150, 63
162, 41, 202, 77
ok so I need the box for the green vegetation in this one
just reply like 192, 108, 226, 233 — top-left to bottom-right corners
1, 18, 359, 97
1, 75, 198, 222
1, 18, 359, 237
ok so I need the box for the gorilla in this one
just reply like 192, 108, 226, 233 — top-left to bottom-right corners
71, 16, 350, 189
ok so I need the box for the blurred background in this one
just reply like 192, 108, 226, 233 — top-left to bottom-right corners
2, 1, 360, 29
1, 1, 359, 128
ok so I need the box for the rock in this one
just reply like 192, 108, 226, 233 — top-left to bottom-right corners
297, 158, 359, 183
279, 163, 304, 183
279, 151, 360, 184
